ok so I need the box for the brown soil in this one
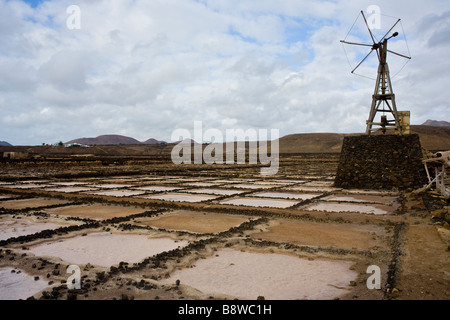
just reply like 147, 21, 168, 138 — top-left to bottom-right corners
134, 210, 250, 234
251, 219, 388, 252
45, 204, 147, 220
0, 198, 72, 210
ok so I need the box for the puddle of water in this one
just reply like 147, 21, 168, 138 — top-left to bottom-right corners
139, 193, 217, 203
26, 232, 189, 267
304, 202, 389, 215
162, 248, 357, 300
0, 216, 73, 241
220, 198, 298, 208
0, 267, 51, 300
185, 189, 246, 196
251, 192, 321, 200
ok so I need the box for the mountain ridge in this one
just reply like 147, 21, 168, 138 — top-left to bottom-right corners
66, 134, 166, 145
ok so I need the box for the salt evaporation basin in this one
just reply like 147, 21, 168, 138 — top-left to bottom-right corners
0, 267, 51, 300
251, 192, 321, 200
162, 248, 358, 300
49, 182, 89, 186
26, 232, 188, 267
92, 184, 133, 189
304, 202, 389, 215
220, 198, 298, 208
133, 186, 181, 192
44, 187, 94, 193
186, 188, 246, 196
86, 190, 146, 197
140, 193, 217, 203
0, 216, 73, 241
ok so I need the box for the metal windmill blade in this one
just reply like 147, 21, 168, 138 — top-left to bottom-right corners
341, 10, 411, 135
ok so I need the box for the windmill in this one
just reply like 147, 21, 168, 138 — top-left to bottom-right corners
341, 11, 411, 135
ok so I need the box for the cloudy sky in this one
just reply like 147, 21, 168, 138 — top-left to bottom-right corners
1, 0, 449, 145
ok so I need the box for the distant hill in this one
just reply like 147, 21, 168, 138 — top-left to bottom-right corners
66, 135, 165, 146
276, 126, 450, 153
142, 138, 166, 145
67, 135, 142, 145
410, 125, 450, 151
421, 119, 450, 127
0, 141, 12, 146
278, 133, 346, 153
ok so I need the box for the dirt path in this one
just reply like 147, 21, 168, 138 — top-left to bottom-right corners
396, 223, 450, 299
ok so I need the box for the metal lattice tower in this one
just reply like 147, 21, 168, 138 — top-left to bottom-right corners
341, 11, 411, 135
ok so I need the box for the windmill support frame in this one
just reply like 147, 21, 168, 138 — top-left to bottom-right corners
365, 39, 402, 135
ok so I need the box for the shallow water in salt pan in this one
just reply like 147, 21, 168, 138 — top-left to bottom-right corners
186, 188, 245, 196
162, 248, 357, 300
140, 193, 217, 203
0, 267, 51, 300
220, 198, 298, 208
0, 216, 71, 241
86, 190, 146, 197
251, 192, 321, 200
304, 202, 389, 215
26, 232, 188, 267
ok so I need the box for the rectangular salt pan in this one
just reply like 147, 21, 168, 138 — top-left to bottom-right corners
304, 202, 389, 215
0, 216, 73, 241
0, 267, 52, 300
161, 248, 357, 300
220, 198, 298, 208
185, 188, 246, 196
25, 232, 188, 267
251, 192, 321, 200
140, 193, 217, 203
84, 190, 146, 197
133, 186, 181, 192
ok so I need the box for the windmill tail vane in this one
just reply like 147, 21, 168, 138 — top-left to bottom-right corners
341, 10, 411, 136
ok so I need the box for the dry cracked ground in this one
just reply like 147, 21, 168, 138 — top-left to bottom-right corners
0, 155, 448, 300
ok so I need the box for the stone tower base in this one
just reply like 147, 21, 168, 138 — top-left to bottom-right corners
334, 134, 427, 190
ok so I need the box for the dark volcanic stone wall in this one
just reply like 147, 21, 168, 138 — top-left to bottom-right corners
334, 134, 427, 190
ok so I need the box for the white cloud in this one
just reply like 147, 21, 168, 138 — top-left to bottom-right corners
0, 0, 449, 145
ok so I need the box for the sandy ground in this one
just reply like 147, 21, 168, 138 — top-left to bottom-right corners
44, 203, 146, 220
0, 198, 72, 210
250, 218, 388, 252
135, 210, 251, 234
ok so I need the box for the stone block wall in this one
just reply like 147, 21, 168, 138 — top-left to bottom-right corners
334, 134, 427, 190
